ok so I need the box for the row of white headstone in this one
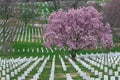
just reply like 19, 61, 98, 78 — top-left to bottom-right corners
31, 56, 50, 80
0, 55, 67, 80
34, 8, 51, 14
0, 57, 40, 80
22, 1, 53, 7
0, 26, 44, 42
49, 55, 55, 80
7, 46, 66, 54
18, 56, 44, 80
79, 53, 120, 72
8, 47, 59, 54
59, 55, 67, 71
66, 54, 107, 80
75, 52, 120, 80
2, 52, 120, 80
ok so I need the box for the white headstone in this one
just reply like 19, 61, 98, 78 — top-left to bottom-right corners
2, 70, 5, 76
11, 72, 14, 77
21, 74, 25, 79
100, 65, 103, 70
1, 77, 5, 80
108, 63, 111, 67
95, 78, 100, 80
118, 67, 120, 71
90, 78, 95, 80
110, 76, 115, 80
3, 65, 5, 69
112, 64, 116, 69
14, 69, 18, 75
109, 70, 113, 75
104, 67, 108, 73
6, 68, 9, 73
18, 68, 20, 72
6, 64, 9, 68
97, 63, 100, 68
115, 71, 118, 77
105, 62, 107, 65
118, 76, 120, 80
104, 75, 108, 80
91, 68, 94, 72
18, 77, 22, 80
6, 75, 10, 80
95, 70, 98, 75
98, 72, 102, 78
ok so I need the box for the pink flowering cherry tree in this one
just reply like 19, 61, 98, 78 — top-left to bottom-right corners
44, 6, 113, 58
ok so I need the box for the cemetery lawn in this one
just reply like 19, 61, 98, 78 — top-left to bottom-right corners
13, 42, 120, 54
19, 2, 54, 21
1, 41, 120, 58
1, 1, 120, 80
0, 42, 120, 80
0, 49, 120, 80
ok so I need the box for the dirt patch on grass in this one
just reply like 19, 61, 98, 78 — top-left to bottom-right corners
56, 65, 62, 68
55, 73, 78, 78
55, 73, 66, 78
70, 73, 78, 77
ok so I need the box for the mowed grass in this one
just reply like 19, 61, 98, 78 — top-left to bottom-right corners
0, 23, 120, 80
0, 40, 120, 58
0, 42, 120, 80
1, 53, 119, 80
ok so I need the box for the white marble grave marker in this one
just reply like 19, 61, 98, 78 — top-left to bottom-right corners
1, 77, 5, 80
98, 72, 102, 78
109, 70, 113, 75
2, 70, 5, 76
104, 67, 108, 73
11, 72, 14, 77
104, 75, 108, 80
95, 70, 98, 75
118, 67, 120, 71
115, 71, 118, 77
6, 75, 10, 80
110, 76, 115, 80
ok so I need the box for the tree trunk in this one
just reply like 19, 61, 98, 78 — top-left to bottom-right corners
70, 49, 77, 60
71, 53, 76, 60
73, 0, 78, 9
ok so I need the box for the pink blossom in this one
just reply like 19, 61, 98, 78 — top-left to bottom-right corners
44, 6, 113, 50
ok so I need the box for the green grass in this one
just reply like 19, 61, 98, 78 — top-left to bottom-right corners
0, 44, 120, 80
1, 34, 118, 58
0, 1, 119, 79
0, 41, 120, 58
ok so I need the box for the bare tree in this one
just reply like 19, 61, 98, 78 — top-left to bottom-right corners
0, 0, 21, 53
